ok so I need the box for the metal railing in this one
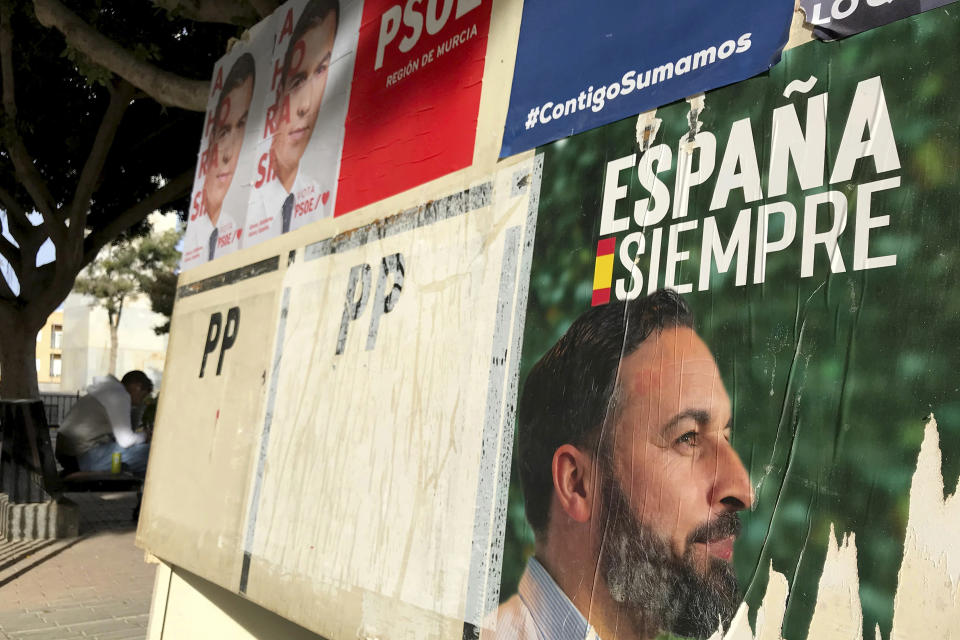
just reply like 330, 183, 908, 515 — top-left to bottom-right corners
39, 391, 81, 428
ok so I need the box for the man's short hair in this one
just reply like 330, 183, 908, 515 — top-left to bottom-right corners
214, 52, 256, 132
121, 370, 153, 393
280, 0, 340, 92
517, 289, 694, 535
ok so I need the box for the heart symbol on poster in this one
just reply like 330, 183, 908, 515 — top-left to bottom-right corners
321, 191, 330, 205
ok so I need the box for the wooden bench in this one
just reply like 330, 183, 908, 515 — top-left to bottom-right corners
53, 435, 145, 520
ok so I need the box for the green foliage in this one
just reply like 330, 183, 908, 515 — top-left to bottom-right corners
137, 227, 181, 334
60, 45, 112, 87
75, 226, 181, 330
74, 242, 138, 321
141, 270, 177, 335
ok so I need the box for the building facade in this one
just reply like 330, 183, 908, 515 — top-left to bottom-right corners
35, 310, 63, 393
58, 292, 169, 394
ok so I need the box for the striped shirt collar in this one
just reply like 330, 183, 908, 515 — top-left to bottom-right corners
518, 557, 602, 640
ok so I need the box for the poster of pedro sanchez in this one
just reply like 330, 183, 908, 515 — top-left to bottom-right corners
181, 0, 359, 269
490, 7, 960, 640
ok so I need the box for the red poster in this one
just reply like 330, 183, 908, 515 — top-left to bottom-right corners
335, 0, 491, 216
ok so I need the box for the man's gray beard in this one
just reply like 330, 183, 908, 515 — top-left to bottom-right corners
598, 475, 741, 639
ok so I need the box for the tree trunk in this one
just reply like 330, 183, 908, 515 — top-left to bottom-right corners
0, 315, 41, 400
108, 311, 119, 376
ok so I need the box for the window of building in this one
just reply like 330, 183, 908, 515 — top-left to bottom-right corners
49, 354, 61, 378
51, 324, 63, 350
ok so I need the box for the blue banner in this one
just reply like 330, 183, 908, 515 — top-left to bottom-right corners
500, 0, 794, 157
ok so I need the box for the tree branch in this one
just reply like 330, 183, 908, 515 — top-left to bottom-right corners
0, 261, 17, 301
0, 5, 63, 245
67, 79, 136, 232
81, 170, 193, 267
0, 183, 41, 254
33, 0, 209, 111
247, 0, 281, 19
0, 186, 47, 270
0, 182, 31, 230
151, 0, 264, 26
0, 235, 21, 282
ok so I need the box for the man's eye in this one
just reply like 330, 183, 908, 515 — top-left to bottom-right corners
676, 431, 699, 447
315, 63, 328, 76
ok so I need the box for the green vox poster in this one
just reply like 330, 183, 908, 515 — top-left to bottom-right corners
492, 6, 960, 640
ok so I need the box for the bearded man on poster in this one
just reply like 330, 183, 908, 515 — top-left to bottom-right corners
496, 289, 753, 640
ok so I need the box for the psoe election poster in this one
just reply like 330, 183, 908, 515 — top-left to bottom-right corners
243, 0, 361, 246
181, 0, 362, 271
334, 0, 492, 215
499, 0, 794, 158
488, 7, 960, 640
181, 20, 272, 270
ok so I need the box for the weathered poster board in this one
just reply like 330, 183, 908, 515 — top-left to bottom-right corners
493, 6, 960, 639
140, 156, 541, 637
141, 0, 527, 631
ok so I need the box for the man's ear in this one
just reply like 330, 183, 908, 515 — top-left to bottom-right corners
551, 444, 598, 524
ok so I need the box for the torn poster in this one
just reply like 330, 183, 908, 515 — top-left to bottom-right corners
799, 0, 957, 40
499, 0, 794, 158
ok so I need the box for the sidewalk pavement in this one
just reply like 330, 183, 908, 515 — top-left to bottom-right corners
0, 492, 157, 640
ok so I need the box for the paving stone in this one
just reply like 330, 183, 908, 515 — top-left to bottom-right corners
0, 493, 152, 640
0, 613, 48, 632
9, 627, 88, 639
68, 617, 142, 636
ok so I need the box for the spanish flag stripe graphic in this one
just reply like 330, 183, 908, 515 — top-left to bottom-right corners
593, 254, 614, 289
591, 237, 616, 306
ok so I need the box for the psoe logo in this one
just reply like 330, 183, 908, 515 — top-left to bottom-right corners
374, 0, 483, 70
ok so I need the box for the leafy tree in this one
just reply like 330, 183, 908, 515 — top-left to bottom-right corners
0, 0, 281, 398
73, 226, 180, 375
142, 270, 178, 335
135, 225, 181, 335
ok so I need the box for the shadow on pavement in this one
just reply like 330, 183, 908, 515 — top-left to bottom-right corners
0, 540, 58, 575
67, 491, 140, 535
0, 537, 87, 590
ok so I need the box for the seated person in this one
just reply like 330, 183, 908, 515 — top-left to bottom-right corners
56, 370, 153, 477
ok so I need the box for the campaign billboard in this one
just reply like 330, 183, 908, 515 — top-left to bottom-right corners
492, 6, 960, 640
499, 0, 794, 158
146, 3, 960, 638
